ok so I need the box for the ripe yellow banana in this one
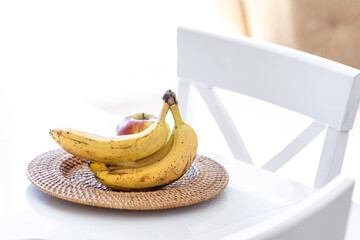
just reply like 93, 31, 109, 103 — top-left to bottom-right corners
88, 127, 175, 173
50, 99, 170, 163
95, 90, 198, 190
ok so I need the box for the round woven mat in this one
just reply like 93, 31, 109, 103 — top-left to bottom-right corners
26, 149, 229, 210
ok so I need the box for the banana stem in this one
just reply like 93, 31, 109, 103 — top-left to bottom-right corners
162, 89, 185, 126
170, 104, 185, 127
159, 101, 170, 123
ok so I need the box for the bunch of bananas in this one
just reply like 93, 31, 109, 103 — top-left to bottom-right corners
50, 90, 198, 191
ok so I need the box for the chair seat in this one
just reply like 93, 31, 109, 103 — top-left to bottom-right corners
202, 152, 360, 240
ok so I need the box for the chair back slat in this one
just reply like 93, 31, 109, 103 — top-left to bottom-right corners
315, 128, 349, 187
177, 27, 360, 131
262, 121, 326, 172
195, 83, 253, 164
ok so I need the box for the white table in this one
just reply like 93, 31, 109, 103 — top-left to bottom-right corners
0, 99, 358, 239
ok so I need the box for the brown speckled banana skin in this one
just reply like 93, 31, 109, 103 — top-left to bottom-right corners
88, 127, 175, 173
95, 90, 198, 190
49, 100, 170, 163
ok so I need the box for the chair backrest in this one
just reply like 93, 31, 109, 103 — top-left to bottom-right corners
222, 176, 354, 240
177, 27, 360, 187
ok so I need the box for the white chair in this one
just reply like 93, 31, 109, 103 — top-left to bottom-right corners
223, 176, 354, 240
177, 27, 360, 188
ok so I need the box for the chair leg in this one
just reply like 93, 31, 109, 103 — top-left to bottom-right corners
314, 128, 349, 188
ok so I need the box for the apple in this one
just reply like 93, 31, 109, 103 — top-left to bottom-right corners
116, 113, 158, 136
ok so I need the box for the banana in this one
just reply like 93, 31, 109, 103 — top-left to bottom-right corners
88, 127, 175, 173
95, 90, 198, 190
50, 99, 170, 163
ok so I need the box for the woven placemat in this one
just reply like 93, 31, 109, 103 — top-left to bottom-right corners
26, 149, 229, 210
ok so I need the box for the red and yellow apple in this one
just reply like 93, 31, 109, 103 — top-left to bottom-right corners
116, 113, 158, 136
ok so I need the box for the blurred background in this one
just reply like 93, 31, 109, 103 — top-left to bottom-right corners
1, 0, 360, 200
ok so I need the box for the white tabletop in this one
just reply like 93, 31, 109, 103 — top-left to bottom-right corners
0, 99, 320, 240
1, 1, 359, 238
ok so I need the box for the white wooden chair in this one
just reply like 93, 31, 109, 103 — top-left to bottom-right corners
223, 176, 354, 240
177, 27, 360, 188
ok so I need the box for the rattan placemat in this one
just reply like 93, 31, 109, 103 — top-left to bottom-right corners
26, 149, 229, 210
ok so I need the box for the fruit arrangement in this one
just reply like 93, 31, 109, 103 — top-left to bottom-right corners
50, 90, 198, 191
